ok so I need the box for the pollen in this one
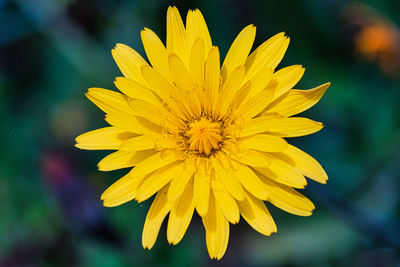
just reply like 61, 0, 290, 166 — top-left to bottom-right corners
184, 117, 223, 156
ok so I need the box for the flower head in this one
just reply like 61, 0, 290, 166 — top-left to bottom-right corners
76, 6, 329, 259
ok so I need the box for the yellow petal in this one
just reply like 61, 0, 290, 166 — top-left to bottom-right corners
75, 127, 134, 150
260, 175, 315, 216
102, 170, 138, 207
128, 99, 164, 126
221, 24, 256, 81
142, 185, 172, 249
230, 79, 255, 110
237, 88, 274, 120
97, 150, 155, 171
266, 117, 323, 137
202, 194, 230, 260
169, 53, 195, 90
270, 65, 305, 100
218, 66, 246, 116
105, 113, 161, 135
186, 9, 212, 52
189, 38, 206, 85
120, 135, 156, 151
253, 155, 307, 189
168, 162, 195, 201
168, 54, 200, 118
140, 65, 174, 101
268, 36, 290, 69
267, 82, 330, 117
204, 46, 220, 115
211, 156, 245, 201
101, 151, 177, 200
141, 27, 173, 81
274, 144, 328, 184
111, 43, 148, 83
136, 162, 182, 202
245, 33, 288, 77
230, 149, 271, 168
239, 134, 287, 152
238, 114, 283, 137
194, 167, 211, 216
243, 66, 274, 99
167, 179, 195, 245
238, 191, 277, 236
166, 6, 188, 63
86, 88, 132, 114
101, 150, 161, 207
231, 162, 269, 200
214, 66, 245, 118
103, 189, 136, 207
141, 65, 190, 119
114, 77, 162, 106
212, 179, 240, 224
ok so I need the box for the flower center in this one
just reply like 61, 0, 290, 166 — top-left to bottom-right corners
185, 117, 223, 156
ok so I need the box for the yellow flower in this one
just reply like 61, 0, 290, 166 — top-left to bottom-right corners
76, 6, 330, 259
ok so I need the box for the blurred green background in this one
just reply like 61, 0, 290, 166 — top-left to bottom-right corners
1, 0, 400, 266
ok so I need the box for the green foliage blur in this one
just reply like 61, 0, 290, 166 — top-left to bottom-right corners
1, 0, 400, 266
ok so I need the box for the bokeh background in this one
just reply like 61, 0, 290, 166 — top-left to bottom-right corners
1, 0, 400, 266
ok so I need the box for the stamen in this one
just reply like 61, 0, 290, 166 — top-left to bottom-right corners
183, 116, 225, 157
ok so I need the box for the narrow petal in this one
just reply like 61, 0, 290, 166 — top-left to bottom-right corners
111, 43, 148, 83
101, 151, 177, 201
238, 191, 277, 236
266, 117, 323, 137
168, 162, 195, 201
97, 150, 155, 171
140, 65, 175, 102
203, 194, 230, 260
105, 113, 161, 135
114, 77, 162, 106
204, 46, 220, 115
266, 82, 330, 117
194, 168, 211, 216
167, 180, 195, 245
230, 80, 252, 109
102, 170, 138, 207
231, 162, 269, 200
141, 65, 190, 119
142, 185, 172, 249
243, 66, 274, 99
86, 88, 132, 114
238, 114, 283, 137
221, 24, 256, 81
136, 162, 182, 202
212, 179, 240, 224
211, 156, 245, 201
238, 88, 274, 120
128, 99, 165, 126
189, 38, 206, 85
253, 155, 307, 189
239, 134, 287, 152
270, 65, 305, 100
141, 27, 173, 81
75, 127, 134, 150
273, 145, 328, 184
166, 6, 188, 63
218, 66, 246, 116
230, 149, 271, 168
245, 33, 288, 77
169, 53, 195, 90
186, 9, 212, 52
120, 135, 156, 152
259, 175, 315, 216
